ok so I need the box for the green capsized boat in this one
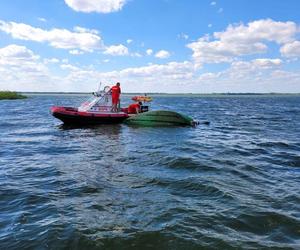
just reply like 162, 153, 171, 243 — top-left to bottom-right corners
125, 110, 198, 126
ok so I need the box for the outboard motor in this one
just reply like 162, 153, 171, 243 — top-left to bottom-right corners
141, 105, 149, 112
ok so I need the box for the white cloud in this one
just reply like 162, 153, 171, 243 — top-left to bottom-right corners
146, 49, 153, 56
194, 59, 299, 93
226, 59, 282, 79
155, 50, 170, 59
208, 24, 212, 28
214, 19, 297, 44
59, 60, 197, 93
126, 39, 133, 44
64, 0, 127, 13
103, 44, 129, 56
0, 45, 299, 93
0, 20, 142, 57
187, 38, 267, 65
119, 61, 193, 79
187, 19, 298, 66
0, 44, 39, 65
60, 64, 80, 71
210, 1, 216, 6
252, 58, 282, 68
38, 17, 47, 22
73, 26, 99, 34
0, 44, 51, 91
0, 20, 102, 52
280, 41, 300, 58
44, 58, 60, 64
55, 58, 300, 93
1, 18, 300, 93
223, 59, 281, 75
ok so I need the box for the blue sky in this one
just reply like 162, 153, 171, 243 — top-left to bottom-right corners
0, 0, 300, 93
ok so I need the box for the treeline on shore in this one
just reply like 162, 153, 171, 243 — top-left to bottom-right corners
0, 91, 27, 100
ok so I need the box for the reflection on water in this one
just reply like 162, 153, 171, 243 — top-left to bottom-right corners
0, 94, 300, 249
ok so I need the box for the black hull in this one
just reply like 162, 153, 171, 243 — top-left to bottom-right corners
53, 112, 128, 125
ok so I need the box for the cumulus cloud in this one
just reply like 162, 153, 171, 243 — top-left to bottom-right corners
73, 26, 99, 34
155, 50, 170, 59
119, 61, 193, 79
280, 41, 300, 58
60, 64, 80, 71
188, 37, 267, 65
195, 58, 299, 93
0, 44, 51, 90
0, 20, 102, 52
0, 45, 299, 93
54, 57, 300, 93
103, 44, 129, 56
0, 44, 39, 66
1, 17, 300, 93
214, 19, 297, 44
187, 19, 298, 66
64, 0, 127, 13
146, 49, 153, 56
60, 61, 195, 86
252, 58, 282, 68
226, 59, 282, 79
220, 59, 281, 76
0, 20, 142, 57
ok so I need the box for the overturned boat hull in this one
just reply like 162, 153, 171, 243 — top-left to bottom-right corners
125, 110, 197, 126
51, 106, 128, 125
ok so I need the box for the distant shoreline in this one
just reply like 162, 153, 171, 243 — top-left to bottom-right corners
20, 92, 300, 96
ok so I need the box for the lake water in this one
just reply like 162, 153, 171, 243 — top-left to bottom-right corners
1, 94, 300, 249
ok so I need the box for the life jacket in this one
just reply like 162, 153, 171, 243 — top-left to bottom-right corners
111, 86, 120, 96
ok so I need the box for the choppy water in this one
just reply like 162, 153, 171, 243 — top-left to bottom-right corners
1, 94, 300, 249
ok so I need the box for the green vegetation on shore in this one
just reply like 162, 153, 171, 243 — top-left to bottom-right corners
0, 91, 27, 100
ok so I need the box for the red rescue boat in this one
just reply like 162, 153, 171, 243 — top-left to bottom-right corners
51, 106, 128, 125
51, 86, 128, 125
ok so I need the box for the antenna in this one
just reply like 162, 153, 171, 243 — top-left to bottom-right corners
92, 81, 102, 97
97, 81, 102, 92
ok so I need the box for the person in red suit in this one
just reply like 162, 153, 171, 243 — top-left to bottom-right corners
128, 102, 142, 114
111, 82, 121, 112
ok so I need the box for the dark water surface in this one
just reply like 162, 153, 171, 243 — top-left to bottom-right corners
1, 94, 300, 249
